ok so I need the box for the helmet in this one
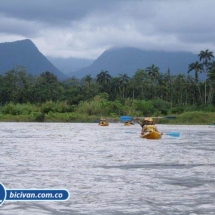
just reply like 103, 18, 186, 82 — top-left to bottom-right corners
145, 117, 153, 122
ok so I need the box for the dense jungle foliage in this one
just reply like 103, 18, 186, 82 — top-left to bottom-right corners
0, 49, 215, 123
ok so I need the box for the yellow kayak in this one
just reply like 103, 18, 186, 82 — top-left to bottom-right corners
99, 121, 109, 126
124, 122, 134, 126
98, 118, 109, 126
140, 131, 162, 139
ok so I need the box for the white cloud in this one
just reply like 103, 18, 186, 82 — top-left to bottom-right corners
0, 0, 215, 59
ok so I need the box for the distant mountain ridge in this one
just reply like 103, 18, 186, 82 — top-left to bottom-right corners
0, 39, 201, 81
47, 57, 93, 75
0, 39, 67, 80
71, 47, 199, 78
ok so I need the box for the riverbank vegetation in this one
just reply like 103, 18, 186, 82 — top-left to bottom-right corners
0, 100, 215, 124
0, 49, 215, 124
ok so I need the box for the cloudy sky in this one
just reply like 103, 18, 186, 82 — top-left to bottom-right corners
0, 0, 215, 59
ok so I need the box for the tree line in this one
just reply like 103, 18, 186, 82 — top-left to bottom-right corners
0, 49, 215, 116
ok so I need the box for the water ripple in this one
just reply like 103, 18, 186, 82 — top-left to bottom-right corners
0, 123, 214, 214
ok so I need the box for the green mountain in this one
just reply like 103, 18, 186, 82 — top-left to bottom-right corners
71, 47, 199, 78
0, 40, 201, 80
0, 39, 67, 80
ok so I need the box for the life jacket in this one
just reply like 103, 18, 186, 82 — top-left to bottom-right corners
144, 125, 156, 132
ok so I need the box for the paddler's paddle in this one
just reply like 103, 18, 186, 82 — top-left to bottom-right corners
120, 116, 133, 122
137, 116, 177, 119
125, 131, 180, 137
120, 115, 177, 122
162, 132, 180, 137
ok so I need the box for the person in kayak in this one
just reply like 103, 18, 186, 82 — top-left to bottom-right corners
141, 118, 161, 135
129, 119, 135, 125
99, 118, 106, 125
135, 116, 160, 128
135, 117, 147, 128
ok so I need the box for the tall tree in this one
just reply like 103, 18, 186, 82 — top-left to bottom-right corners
207, 61, 215, 104
0, 70, 18, 103
96, 70, 112, 94
146, 64, 160, 99
118, 73, 130, 99
96, 70, 111, 85
132, 69, 149, 100
165, 68, 173, 107
146, 64, 160, 77
84, 75, 92, 87
34, 71, 61, 102
188, 61, 203, 83
188, 61, 203, 103
173, 74, 187, 104
198, 49, 214, 104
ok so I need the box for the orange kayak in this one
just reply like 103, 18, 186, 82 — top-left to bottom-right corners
99, 122, 109, 126
140, 131, 162, 139
124, 122, 134, 126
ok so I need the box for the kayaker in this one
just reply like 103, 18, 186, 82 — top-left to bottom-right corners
136, 116, 160, 128
135, 117, 147, 128
129, 119, 134, 125
141, 118, 160, 135
99, 118, 105, 125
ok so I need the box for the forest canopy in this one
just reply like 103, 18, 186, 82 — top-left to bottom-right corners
0, 49, 215, 122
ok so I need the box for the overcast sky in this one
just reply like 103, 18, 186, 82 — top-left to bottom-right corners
0, 0, 215, 59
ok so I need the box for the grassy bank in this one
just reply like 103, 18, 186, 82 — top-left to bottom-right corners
0, 101, 214, 124
157, 111, 215, 125
0, 111, 214, 125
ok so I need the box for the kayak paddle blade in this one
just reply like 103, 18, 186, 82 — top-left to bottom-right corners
166, 132, 180, 137
120, 116, 133, 122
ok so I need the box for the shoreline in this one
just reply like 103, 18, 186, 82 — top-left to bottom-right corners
0, 111, 215, 125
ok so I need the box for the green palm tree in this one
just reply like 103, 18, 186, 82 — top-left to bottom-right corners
109, 77, 121, 99
164, 68, 173, 107
198, 49, 214, 104
188, 61, 203, 83
207, 61, 215, 73
145, 64, 160, 99
173, 74, 187, 104
207, 61, 215, 104
146, 64, 160, 77
96, 70, 111, 85
156, 73, 166, 100
118, 73, 130, 99
84, 75, 92, 87
132, 69, 149, 100
188, 61, 203, 103
198, 49, 214, 66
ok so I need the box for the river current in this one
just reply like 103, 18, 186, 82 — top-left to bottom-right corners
0, 122, 214, 215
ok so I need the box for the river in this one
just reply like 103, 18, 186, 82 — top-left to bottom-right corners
0, 122, 214, 214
